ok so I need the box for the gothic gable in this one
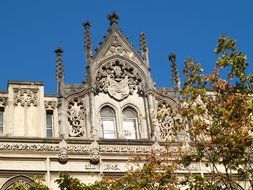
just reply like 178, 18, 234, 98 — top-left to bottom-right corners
93, 28, 143, 65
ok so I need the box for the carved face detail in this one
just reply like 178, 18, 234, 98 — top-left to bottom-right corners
58, 148, 68, 164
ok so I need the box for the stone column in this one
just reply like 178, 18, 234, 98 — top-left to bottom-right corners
89, 91, 95, 138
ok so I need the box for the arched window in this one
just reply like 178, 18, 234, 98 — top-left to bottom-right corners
122, 107, 138, 139
100, 106, 117, 139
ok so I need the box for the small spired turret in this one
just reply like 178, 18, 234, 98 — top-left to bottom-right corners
140, 32, 150, 69
82, 21, 92, 64
169, 53, 181, 99
55, 47, 64, 94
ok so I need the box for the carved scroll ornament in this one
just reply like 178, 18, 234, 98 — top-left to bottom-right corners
95, 60, 142, 100
67, 98, 85, 137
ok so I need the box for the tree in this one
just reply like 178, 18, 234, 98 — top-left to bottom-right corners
177, 35, 253, 189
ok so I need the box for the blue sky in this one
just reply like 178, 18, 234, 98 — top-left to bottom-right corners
0, 1, 253, 93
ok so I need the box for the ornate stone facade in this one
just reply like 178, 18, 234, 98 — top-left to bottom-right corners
0, 13, 179, 189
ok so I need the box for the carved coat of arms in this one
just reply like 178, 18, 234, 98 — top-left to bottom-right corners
95, 60, 142, 101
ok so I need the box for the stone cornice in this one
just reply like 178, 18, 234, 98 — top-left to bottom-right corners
0, 141, 180, 155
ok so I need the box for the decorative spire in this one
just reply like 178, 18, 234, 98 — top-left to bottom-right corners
139, 32, 150, 68
169, 53, 181, 97
55, 47, 64, 93
107, 12, 119, 27
140, 32, 147, 52
82, 21, 92, 63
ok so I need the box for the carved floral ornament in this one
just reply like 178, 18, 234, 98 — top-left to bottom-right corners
95, 59, 142, 101
67, 98, 85, 137
44, 101, 57, 110
154, 101, 176, 141
14, 89, 38, 107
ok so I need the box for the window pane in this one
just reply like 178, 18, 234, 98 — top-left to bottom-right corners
46, 113, 53, 138
0, 110, 3, 136
47, 129, 52, 138
102, 120, 116, 139
46, 114, 53, 126
123, 108, 137, 118
100, 107, 114, 117
0, 126, 3, 136
123, 120, 136, 139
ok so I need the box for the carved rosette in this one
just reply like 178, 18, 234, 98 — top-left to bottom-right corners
155, 101, 175, 141
67, 98, 85, 137
14, 89, 38, 107
95, 59, 142, 100
0, 97, 7, 107
44, 101, 57, 110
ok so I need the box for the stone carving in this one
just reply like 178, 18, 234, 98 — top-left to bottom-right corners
0, 97, 7, 107
106, 44, 126, 57
95, 59, 142, 100
0, 142, 163, 154
67, 98, 85, 137
58, 147, 68, 164
90, 140, 100, 165
58, 139, 68, 164
1, 175, 35, 190
84, 163, 97, 170
0, 143, 60, 152
44, 101, 57, 110
103, 163, 120, 171
155, 101, 175, 141
14, 89, 38, 107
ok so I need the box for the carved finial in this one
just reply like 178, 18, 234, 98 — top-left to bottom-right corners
139, 32, 150, 68
169, 53, 181, 97
140, 32, 147, 52
82, 21, 92, 62
55, 47, 64, 93
107, 12, 119, 27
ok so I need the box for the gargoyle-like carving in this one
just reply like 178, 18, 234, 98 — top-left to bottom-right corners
58, 147, 68, 164
14, 89, 38, 107
0, 97, 7, 107
67, 98, 85, 137
95, 59, 142, 100
44, 101, 57, 110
